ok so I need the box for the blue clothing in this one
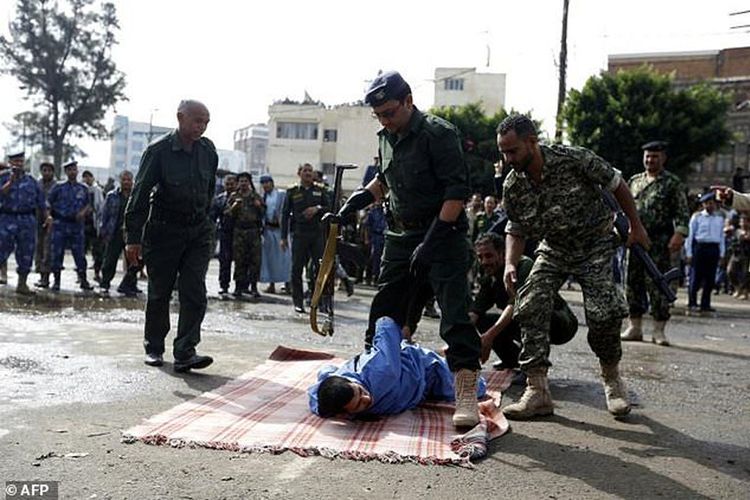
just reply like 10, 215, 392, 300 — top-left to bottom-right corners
308, 317, 487, 416
48, 181, 90, 273
260, 188, 291, 283
209, 191, 234, 234
47, 180, 90, 221
0, 173, 45, 274
685, 210, 726, 258
100, 188, 127, 241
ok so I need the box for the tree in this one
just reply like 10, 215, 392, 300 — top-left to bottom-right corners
429, 102, 542, 196
1, 0, 127, 174
563, 66, 731, 180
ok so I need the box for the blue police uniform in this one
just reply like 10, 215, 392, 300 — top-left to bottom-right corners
47, 180, 91, 274
0, 172, 45, 275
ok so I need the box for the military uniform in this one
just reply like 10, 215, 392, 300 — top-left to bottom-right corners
471, 255, 578, 368
124, 130, 218, 361
503, 144, 628, 370
626, 170, 689, 321
0, 171, 45, 280
368, 107, 480, 372
472, 210, 503, 242
209, 190, 234, 293
281, 182, 330, 309
99, 187, 139, 293
228, 189, 264, 293
34, 176, 56, 280
47, 179, 91, 276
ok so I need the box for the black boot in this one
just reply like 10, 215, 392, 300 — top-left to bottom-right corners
78, 271, 94, 291
250, 282, 261, 299
51, 271, 61, 292
34, 272, 50, 288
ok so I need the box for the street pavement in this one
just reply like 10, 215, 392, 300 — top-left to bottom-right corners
0, 256, 748, 499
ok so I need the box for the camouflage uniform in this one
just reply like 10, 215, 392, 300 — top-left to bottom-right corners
47, 180, 91, 273
229, 190, 264, 290
626, 170, 689, 321
0, 172, 45, 275
503, 144, 628, 370
35, 177, 56, 275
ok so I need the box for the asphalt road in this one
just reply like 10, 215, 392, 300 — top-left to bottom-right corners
0, 259, 748, 499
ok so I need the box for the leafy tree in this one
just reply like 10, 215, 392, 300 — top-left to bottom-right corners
563, 66, 731, 180
1, 0, 127, 175
429, 102, 541, 196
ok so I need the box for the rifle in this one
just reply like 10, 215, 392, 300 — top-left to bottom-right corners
310, 163, 358, 336
599, 187, 681, 303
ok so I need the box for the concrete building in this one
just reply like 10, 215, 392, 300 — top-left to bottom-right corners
109, 115, 172, 176
217, 149, 247, 175
433, 67, 506, 114
233, 123, 268, 178
608, 47, 750, 190
265, 98, 381, 191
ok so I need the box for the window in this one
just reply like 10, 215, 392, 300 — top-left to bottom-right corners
323, 129, 338, 142
444, 78, 464, 91
276, 122, 318, 140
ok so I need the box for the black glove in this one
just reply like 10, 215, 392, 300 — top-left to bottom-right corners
321, 187, 375, 224
409, 218, 457, 277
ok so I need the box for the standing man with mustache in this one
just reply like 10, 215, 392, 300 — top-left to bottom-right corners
125, 100, 218, 373
498, 114, 649, 419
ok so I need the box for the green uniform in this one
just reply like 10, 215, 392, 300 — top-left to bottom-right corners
124, 130, 218, 361
626, 170, 689, 321
503, 144, 628, 370
229, 190, 264, 289
368, 107, 480, 372
281, 182, 330, 308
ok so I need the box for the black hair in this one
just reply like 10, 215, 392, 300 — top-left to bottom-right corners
317, 376, 355, 417
82, 170, 93, 177
236, 172, 252, 182
474, 232, 505, 251
497, 114, 537, 138
39, 162, 54, 171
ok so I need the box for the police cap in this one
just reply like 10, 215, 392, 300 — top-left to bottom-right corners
699, 191, 716, 203
7, 151, 25, 161
364, 71, 411, 107
63, 160, 78, 170
641, 140, 668, 152
259, 174, 273, 183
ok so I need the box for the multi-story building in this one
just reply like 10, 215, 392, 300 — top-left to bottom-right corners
608, 47, 750, 190
265, 98, 381, 191
109, 115, 172, 176
233, 123, 268, 178
433, 67, 506, 115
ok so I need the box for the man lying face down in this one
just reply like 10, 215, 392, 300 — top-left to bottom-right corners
308, 317, 487, 417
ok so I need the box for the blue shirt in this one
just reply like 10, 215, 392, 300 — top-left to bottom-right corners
686, 210, 726, 258
0, 172, 45, 214
307, 317, 486, 416
47, 180, 90, 219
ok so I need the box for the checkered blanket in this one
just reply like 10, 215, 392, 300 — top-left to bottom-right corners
122, 346, 512, 467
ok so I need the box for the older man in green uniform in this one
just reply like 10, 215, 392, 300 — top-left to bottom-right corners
621, 141, 689, 346
280, 163, 330, 313
499, 114, 650, 419
124, 100, 218, 372
328, 71, 482, 428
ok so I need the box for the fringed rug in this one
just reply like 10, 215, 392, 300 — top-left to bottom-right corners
122, 346, 512, 467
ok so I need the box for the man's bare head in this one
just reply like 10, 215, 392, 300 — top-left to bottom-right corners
177, 100, 210, 143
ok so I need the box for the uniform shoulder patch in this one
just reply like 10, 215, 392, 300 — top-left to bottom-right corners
423, 114, 456, 138
200, 137, 217, 152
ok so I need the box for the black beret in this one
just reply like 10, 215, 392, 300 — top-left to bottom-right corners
7, 151, 25, 161
699, 191, 716, 203
365, 71, 411, 107
63, 160, 78, 169
641, 140, 668, 152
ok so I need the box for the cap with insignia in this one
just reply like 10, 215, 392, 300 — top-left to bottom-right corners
364, 71, 412, 107
7, 151, 25, 161
259, 174, 273, 183
63, 160, 78, 170
699, 191, 716, 203
641, 140, 668, 152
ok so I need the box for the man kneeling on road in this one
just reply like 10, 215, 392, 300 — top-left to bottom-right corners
470, 233, 578, 373
308, 317, 486, 418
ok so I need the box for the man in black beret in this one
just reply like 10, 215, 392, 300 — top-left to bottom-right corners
324, 70, 482, 428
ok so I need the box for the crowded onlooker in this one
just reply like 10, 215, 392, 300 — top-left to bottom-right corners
471, 195, 502, 242
82, 170, 105, 283
227, 172, 264, 299
210, 174, 237, 298
685, 192, 725, 314
259, 174, 290, 294
727, 213, 750, 299
465, 192, 483, 238
47, 160, 94, 292
99, 170, 140, 296
361, 200, 386, 286
34, 162, 56, 288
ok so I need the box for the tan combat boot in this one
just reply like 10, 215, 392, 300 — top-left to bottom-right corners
652, 321, 669, 346
502, 366, 554, 420
15, 273, 35, 296
600, 360, 631, 416
452, 368, 480, 428
620, 317, 643, 341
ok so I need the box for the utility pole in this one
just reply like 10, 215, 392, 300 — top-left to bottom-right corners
554, 0, 570, 144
